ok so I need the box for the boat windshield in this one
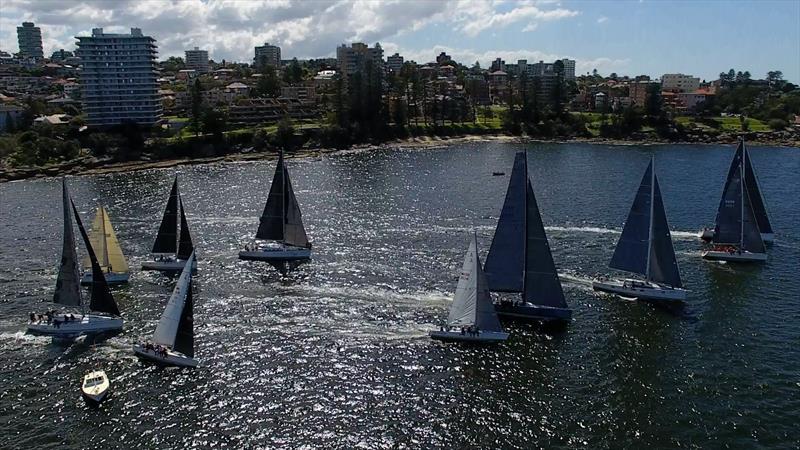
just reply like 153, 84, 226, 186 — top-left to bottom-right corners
83, 377, 104, 387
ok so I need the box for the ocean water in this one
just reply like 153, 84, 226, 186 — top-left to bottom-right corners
0, 142, 798, 449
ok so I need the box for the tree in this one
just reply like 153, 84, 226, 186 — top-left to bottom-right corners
190, 79, 203, 135
288, 58, 303, 84
201, 107, 227, 141
256, 66, 281, 98
275, 117, 296, 151
552, 59, 565, 117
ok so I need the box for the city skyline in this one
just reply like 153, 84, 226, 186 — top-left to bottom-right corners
0, 0, 798, 82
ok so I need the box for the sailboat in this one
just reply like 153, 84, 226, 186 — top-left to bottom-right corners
699, 139, 774, 243
430, 232, 509, 343
592, 157, 686, 302
80, 206, 129, 285
701, 141, 767, 262
27, 179, 123, 339
238, 150, 311, 272
141, 176, 197, 273
134, 251, 198, 367
484, 151, 572, 323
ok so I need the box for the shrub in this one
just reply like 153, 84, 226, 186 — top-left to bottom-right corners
768, 118, 788, 130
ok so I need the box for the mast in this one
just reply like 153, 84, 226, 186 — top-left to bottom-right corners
100, 206, 109, 269
645, 156, 655, 282
740, 148, 745, 249
54, 178, 83, 312
281, 149, 286, 245
521, 153, 528, 298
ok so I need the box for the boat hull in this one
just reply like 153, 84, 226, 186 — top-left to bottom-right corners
429, 330, 509, 343
141, 258, 197, 273
699, 228, 774, 244
494, 302, 572, 323
592, 279, 686, 302
81, 371, 110, 405
238, 248, 311, 262
133, 345, 198, 368
702, 250, 767, 262
80, 272, 129, 286
27, 314, 123, 339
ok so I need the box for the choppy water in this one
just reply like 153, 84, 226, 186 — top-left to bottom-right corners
1, 142, 798, 449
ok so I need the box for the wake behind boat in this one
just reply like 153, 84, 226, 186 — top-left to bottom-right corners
27, 179, 123, 340
699, 139, 774, 244
134, 252, 198, 367
484, 151, 572, 324
238, 150, 311, 273
430, 232, 509, 344
141, 176, 197, 273
701, 140, 767, 263
592, 157, 686, 303
80, 206, 129, 285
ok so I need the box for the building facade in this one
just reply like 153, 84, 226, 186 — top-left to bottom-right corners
185, 47, 210, 73
17, 22, 44, 60
76, 28, 162, 127
387, 53, 404, 73
661, 73, 700, 93
254, 43, 281, 69
336, 42, 383, 76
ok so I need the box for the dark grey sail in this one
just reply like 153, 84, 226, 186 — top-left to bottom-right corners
485, 152, 527, 292
53, 179, 82, 307
648, 174, 682, 288
152, 177, 179, 254
610, 162, 653, 277
712, 150, 744, 245
177, 198, 194, 260
741, 155, 766, 254
72, 201, 121, 316
523, 183, 567, 308
255, 152, 310, 248
173, 282, 194, 358
743, 146, 773, 234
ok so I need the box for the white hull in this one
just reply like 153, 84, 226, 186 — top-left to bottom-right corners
699, 228, 774, 243
702, 249, 767, 262
238, 247, 311, 262
133, 345, 198, 368
430, 330, 509, 343
592, 279, 686, 302
81, 371, 110, 404
27, 314, 123, 338
81, 272, 129, 286
141, 258, 197, 273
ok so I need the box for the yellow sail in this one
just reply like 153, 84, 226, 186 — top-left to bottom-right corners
83, 206, 129, 273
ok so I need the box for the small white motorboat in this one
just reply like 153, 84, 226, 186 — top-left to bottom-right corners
134, 252, 199, 368
430, 233, 509, 344
81, 370, 110, 404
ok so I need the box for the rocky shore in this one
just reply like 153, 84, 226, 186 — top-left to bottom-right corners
1, 131, 797, 183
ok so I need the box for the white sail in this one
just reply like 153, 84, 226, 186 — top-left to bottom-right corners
152, 252, 195, 348
447, 233, 503, 332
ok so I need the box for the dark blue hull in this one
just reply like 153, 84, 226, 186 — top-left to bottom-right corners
494, 303, 572, 324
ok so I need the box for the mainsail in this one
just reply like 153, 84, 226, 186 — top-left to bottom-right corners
484, 152, 527, 292
152, 177, 179, 254
177, 199, 194, 260
523, 183, 568, 307
53, 178, 82, 308
72, 201, 121, 316
610, 159, 682, 287
152, 252, 196, 355
255, 151, 310, 248
83, 206, 128, 273
447, 234, 503, 332
712, 148, 766, 253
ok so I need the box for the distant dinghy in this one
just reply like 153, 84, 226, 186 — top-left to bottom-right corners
27, 179, 123, 340
80, 206, 129, 285
702, 140, 767, 263
592, 157, 686, 302
430, 232, 509, 343
699, 139, 774, 243
484, 151, 572, 324
141, 176, 197, 273
238, 150, 312, 273
134, 251, 198, 368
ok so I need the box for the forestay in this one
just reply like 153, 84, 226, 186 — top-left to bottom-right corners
53, 178, 82, 308
448, 233, 503, 332
152, 252, 196, 353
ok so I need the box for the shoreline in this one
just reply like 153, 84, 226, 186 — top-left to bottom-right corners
1, 133, 798, 182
